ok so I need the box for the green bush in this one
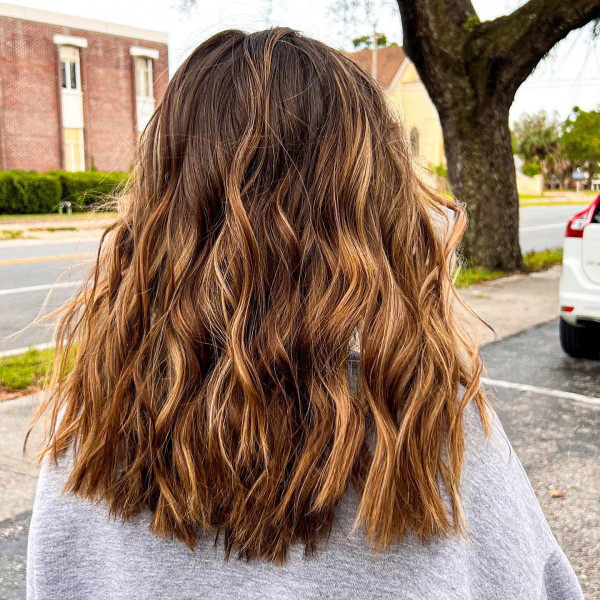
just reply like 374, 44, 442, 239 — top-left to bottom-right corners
522, 162, 542, 177
0, 170, 62, 214
0, 170, 128, 214
52, 171, 128, 210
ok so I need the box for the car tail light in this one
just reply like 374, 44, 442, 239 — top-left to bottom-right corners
565, 195, 600, 238
561, 306, 574, 313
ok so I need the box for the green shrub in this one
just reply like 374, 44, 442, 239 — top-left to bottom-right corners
0, 170, 62, 214
522, 162, 542, 177
0, 171, 19, 213
0, 169, 128, 214
52, 171, 128, 210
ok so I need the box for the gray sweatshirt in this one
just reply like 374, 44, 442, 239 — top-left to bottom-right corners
27, 399, 583, 600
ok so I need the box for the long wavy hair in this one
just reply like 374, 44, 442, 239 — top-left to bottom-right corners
33, 28, 489, 563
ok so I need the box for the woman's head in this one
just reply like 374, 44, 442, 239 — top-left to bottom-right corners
37, 28, 487, 562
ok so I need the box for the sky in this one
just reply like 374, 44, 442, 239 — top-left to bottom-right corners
7, 0, 600, 124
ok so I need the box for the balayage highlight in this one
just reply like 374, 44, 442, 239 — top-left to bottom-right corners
33, 28, 489, 562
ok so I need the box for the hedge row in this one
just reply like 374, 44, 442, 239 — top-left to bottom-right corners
0, 170, 128, 214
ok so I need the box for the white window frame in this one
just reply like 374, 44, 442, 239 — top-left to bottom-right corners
58, 45, 82, 93
135, 56, 154, 101
130, 47, 158, 132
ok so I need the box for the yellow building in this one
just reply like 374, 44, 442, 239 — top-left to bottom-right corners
346, 46, 446, 168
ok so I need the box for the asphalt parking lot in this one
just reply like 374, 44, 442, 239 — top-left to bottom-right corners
0, 318, 598, 599
481, 320, 600, 598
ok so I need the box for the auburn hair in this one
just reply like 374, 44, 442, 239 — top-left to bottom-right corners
33, 28, 489, 563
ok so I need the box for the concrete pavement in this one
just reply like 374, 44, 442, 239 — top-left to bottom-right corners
0, 394, 43, 522
459, 263, 561, 345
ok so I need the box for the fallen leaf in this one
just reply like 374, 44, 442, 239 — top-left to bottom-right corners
548, 489, 565, 498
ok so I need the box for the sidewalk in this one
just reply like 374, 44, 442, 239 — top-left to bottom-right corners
459, 264, 561, 345
0, 213, 114, 242
0, 265, 562, 522
0, 393, 43, 522
520, 190, 596, 206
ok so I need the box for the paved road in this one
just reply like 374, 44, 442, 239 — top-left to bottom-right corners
0, 204, 590, 354
1, 319, 598, 599
0, 239, 97, 353
519, 204, 587, 253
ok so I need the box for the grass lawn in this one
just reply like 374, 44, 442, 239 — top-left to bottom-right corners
0, 226, 80, 241
0, 348, 55, 400
455, 248, 562, 288
519, 194, 545, 200
519, 201, 589, 207
0, 229, 25, 241
518, 190, 597, 207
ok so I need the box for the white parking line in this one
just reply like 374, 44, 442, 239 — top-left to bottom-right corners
482, 377, 600, 406
0, 281, 83, 297
519, 223, 565, 232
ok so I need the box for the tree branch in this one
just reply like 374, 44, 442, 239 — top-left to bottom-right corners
396, 0, 478, 109
467, 0, 600, 100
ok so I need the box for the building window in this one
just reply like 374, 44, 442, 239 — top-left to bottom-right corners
135, 57, 154, 99
133, 55, 156, 132
54, 38, 87, 172
59, 46, 81, 91
410, 127, 420, 155
64, 127, 85, 172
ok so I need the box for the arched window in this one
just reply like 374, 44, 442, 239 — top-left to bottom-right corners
410, 127, 420, 155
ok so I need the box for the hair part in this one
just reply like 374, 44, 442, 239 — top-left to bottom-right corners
32, 27, 489, 563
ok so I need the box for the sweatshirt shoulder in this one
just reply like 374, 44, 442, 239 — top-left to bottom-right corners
460, 402, 556, 557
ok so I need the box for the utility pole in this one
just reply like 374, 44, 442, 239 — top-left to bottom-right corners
371, 25, 378, 81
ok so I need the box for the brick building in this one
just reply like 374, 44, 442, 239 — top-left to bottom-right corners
0, 3, 169, 172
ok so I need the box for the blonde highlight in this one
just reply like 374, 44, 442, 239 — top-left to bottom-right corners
32, 28, 490, 563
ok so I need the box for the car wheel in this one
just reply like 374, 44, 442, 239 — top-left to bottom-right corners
559, 319, 600, 360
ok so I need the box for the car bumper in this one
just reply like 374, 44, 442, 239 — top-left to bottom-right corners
559, 259, 600, 325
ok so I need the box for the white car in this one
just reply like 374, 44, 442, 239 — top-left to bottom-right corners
558, 194, 600, 359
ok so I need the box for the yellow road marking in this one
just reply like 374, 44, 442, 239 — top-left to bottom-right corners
0, 253, 95, 266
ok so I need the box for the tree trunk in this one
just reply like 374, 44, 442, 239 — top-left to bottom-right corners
439, 100, 523, 270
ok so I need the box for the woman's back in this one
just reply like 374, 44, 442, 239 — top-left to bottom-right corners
29, 368, 579, 599
27, 28, 582, 598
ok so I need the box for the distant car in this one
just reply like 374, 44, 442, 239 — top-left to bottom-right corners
558, 194, 600, 359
